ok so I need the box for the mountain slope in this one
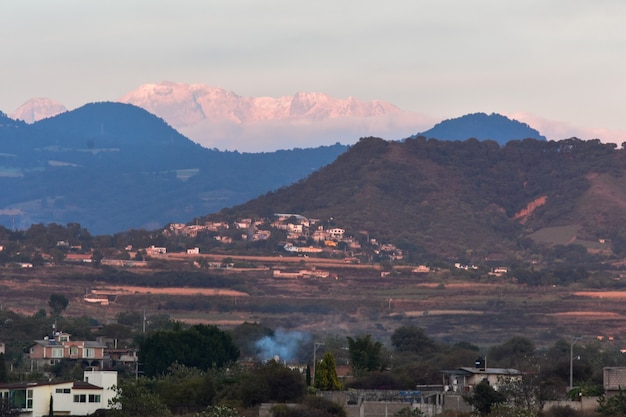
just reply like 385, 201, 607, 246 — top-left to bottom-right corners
0, 103, 347, 234
219, 137, 625, 259
416, 112, 547, 145
9, 98, 67, 123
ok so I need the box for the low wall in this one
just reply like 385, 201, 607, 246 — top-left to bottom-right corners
543, 397, 599, 413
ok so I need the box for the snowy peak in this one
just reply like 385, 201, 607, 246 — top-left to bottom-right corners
10, 98, 67, 123
118, 81, 402, 129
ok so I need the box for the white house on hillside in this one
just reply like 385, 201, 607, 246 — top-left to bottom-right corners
0, 370, 117, 417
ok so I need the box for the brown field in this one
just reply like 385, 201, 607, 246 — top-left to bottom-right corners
3, 257, 626, 348
91, 286, 248, 297
574, 291, 626, 299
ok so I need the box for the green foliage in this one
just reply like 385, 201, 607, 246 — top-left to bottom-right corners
108, 379, 172, 417
139, 324, 239, 377
192, 405, 239, 417
229, 322, 273, 358
488, 403, 538, 417
487, 336, 536, 369
48, 293, 68, 316
347, 334, 384, 376
237, 360, 306, 407
465, 380, 507, 416
390, 325, 437, 355
597, 387, 626, 417
394, 407, 424, 417
153, 363, 216, 414
301, 396, 347, 417
314, 352, 342, 391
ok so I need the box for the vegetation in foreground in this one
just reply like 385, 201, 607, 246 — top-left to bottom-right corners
0, 306, 623, 417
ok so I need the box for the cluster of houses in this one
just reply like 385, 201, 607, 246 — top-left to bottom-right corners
166, 213, 406, 260
0, 331, 122, 417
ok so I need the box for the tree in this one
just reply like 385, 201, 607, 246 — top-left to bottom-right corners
488, 336, 536, 369
314, 352, 342, 390
466, 380, 507, 417
0, 353, 7, 383
390, 325, 436, 355
108, 379, 172, 417
237, 360, 306, 407
346, 335, 384, 376
48, 294, 69, 316
153, 364, 215, 414
139, 324, 239, 377
597, 387, 626, 417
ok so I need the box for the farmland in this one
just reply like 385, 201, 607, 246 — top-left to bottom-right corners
2, 255, 626, 350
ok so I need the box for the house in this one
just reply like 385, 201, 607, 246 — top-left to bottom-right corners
441, 365, 522, 393
604, 367, 626, 396
0, 370, 117, 417
146, 245, 166, 255
27, 332, 106, 369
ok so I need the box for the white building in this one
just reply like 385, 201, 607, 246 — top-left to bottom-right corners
0, 370, 117, 417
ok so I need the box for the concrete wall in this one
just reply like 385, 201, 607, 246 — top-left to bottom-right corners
543, 397, 599, 413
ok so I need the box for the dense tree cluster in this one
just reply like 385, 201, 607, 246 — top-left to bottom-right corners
139, 324, 239, 377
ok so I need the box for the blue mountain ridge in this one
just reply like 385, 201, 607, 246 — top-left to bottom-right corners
414, 112, 547, 145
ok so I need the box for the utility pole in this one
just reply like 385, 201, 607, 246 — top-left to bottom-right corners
570, 336, 582, 391
312, 342, 325, 386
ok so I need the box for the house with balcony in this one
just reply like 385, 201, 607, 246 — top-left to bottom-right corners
27, 332, 106, 370
0, 370, 117, 417
441, 362, 521, 393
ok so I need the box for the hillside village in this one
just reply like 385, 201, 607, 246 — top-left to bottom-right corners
165, 213, 406, 262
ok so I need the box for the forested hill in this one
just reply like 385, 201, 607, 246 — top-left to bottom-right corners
218, 136, 626, 260
416, 112, 547, 144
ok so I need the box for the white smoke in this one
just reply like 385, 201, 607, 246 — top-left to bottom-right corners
254, 329, 312, 363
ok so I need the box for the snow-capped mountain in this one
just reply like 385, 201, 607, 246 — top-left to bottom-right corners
9, 98, 67, 123
118, 81, 433, 151
118, 81, 402, 126
7, 82, 434, 151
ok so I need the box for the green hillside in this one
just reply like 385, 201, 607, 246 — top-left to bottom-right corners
216, 136, 626, 260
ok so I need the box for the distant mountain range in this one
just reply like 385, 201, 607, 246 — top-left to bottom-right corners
0, 102, 347, 234
10, 81, 435, 151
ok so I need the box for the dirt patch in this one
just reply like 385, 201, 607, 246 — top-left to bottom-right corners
548, 311, 623, 318
91, 286, 248, 297
403, 310, 483, 316
574, 291, 626, 299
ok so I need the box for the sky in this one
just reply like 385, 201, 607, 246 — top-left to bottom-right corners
2, 0, 626, 144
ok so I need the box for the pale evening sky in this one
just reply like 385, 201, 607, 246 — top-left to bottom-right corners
2, 0, 626, 144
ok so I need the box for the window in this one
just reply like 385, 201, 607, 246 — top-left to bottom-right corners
89, 394, 101, 403
55, 388, 71, 394
51, 348, 64, 358
8, 389, 32, 409
74, 394, 86, 403
69, 346, 78, 356
83, 348, 95, 358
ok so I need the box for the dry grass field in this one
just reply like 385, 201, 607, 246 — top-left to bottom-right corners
2, 258, 626, 349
